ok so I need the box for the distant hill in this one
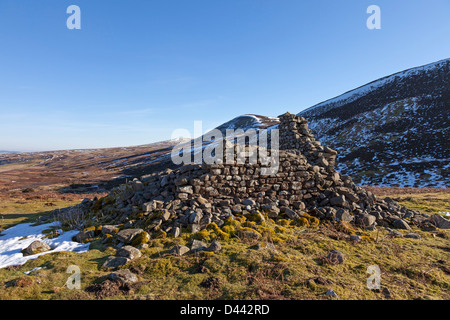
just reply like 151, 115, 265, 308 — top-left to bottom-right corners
298, 58, 449, 187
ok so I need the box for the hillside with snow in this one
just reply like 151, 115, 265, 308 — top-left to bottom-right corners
298, 58, 450, 187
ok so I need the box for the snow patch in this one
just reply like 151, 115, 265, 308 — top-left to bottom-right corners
0, 222, 89, 269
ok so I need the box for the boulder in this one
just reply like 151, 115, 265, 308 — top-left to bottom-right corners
385, 228, 403, 237
107, 269, 138, 285
74, 230, 94, 243
116, 245, 142, 260
191, 240, 207, 252
324, 250, 345, 265
430, 215, 450, 229
102, 256, 130, 269
325, 289, 339, 298
173, 227, 181, 238
116, 228, 144, 244
188, 211, 203, 224
284, 208, 299, 220
21, 240, 51, 256
169, 244, 190, 256
241, 199, 256, 206
404, 233, 421, 239
206, 240, 222, 253
357, 214, 376, 228
330, 195, 346, 207
101, 225, 119, 236
392, 219, 411, 230
265, 205, 280, 218
336, 209, 353, 222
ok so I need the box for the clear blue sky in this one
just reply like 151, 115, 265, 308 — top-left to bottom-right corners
1, 0, 449, 151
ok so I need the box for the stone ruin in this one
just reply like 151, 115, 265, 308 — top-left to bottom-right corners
66, 112, 439, 247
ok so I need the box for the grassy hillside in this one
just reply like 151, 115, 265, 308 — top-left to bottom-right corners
0, 188, 448, 300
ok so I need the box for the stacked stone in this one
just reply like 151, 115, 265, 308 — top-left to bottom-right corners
278, 112, 337, 171
68, 111, 437, 242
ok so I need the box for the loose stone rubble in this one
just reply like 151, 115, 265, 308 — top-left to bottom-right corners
63, 112, 447, 250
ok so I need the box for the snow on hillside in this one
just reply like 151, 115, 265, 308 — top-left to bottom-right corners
298, 58, 450, 188
0, 222, 89, 269
301, 58, 450, 117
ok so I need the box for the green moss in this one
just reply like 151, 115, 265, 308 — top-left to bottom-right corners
361, 235, 376, 242
153, 230, 167, 239
247, 211, 265, 223
222, 225, 235, 235
238, 227, 262, 240
336, 221, 356, 235
297, 217, 310, 227
272, 254, 288, 262
131, 231, 150, 247
308, 217, 320, 228
277, 219, 292, 227
274, 226, 287, 234
194, 229, 211, 241
242, 221, 257, 229
103, 233, 114, 243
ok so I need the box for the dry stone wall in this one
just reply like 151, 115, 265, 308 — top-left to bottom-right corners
66, 112, 437, 245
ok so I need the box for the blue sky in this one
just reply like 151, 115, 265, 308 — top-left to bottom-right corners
0, 0, 449, 151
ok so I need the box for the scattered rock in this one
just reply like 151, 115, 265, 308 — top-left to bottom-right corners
325, 289, 339, 298
116, 228, 144, 244
191, 240, 207, 252
74, 230, 94, 243
265, 205, 280, 218
357, 214, 376, 228
330, 195, 346, 207
101, 225, 119, 236
382, 287, 391, 299
102, 256, 130, 269
107, 269, 138, 285
116, 245, 142, 260
336, 209, 353, 222
169, 245, 190, 256
386, 228, 403, 237
242, 199, 256, 206
430, 215, 450, 229
323, 250, 345, 265
21, 240, 51, 256
392, 219, 412, 230
173, 227, 181, 238
404, 233, 421, 239
284, 208, 299, 220
206, 240, 222, 253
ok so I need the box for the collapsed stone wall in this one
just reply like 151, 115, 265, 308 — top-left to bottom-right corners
68, 112, 434, 242
279, 112, 337, 169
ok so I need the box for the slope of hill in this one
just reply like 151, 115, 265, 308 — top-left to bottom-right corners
299, 58, 450, 188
